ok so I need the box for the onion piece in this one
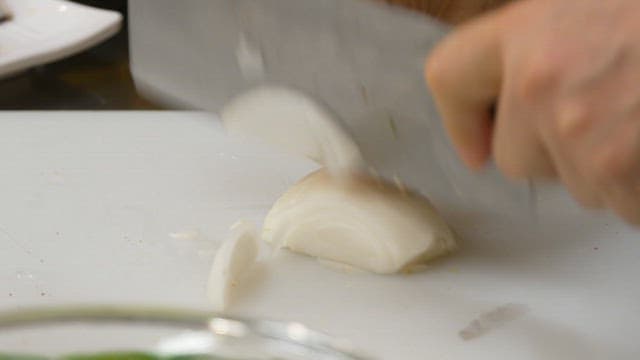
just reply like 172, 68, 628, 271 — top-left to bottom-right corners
207, 220, 258, 311
221, 86, 364, 177
263, 169, 457, 274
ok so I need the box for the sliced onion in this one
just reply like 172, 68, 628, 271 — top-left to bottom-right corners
221, 86, 364, 177
207, 220, 258, 311
263, 169, 457, 274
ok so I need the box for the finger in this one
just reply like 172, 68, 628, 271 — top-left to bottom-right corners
493, 119, 557, 179
493, 82, 557, 179
543, 111, 603, 208
553, 151, 603, 208
425, 11, 505, 169
523, 96, 606, 208
603, 182, 640, 225
593, 119, 640, 223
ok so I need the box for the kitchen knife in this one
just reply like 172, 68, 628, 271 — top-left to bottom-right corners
227, 0, 533, 212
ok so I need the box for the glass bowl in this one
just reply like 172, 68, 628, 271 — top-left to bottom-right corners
0, 306, 368, 360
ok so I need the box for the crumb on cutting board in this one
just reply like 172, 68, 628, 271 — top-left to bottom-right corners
459, 303, 529, 341
169, 230, 201, 241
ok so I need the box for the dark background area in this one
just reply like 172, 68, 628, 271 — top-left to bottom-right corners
0, 0, 160, 110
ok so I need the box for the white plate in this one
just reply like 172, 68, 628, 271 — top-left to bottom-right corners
0, 0, 121, 78
0, 112, 638, 360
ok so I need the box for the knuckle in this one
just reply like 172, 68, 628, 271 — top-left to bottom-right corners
517, 55, 563, 101
554, 99, 592, 139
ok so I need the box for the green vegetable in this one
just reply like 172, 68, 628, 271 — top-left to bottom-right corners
0, 353, 48, 360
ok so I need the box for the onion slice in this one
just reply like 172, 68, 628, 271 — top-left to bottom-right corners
221, 86, 364, 176
207, 220, 258, 311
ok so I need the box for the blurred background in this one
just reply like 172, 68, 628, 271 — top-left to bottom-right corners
0, 0, 508, 111
0, 0, 158, 110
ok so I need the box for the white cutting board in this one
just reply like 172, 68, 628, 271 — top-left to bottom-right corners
0, 111, 638, 360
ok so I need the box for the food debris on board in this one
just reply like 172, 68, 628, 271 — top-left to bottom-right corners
168, 230, 201, 241
459, 303, 529, 341
207, 220, 258, 312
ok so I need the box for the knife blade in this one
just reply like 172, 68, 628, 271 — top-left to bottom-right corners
228, 0, 533, 213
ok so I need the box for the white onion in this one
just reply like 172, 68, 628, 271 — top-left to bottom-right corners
207, 220, 258, 311
263, 169, 457, 274
221, 86, 364, 177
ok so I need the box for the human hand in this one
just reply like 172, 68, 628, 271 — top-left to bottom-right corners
425, 0, 640, 224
